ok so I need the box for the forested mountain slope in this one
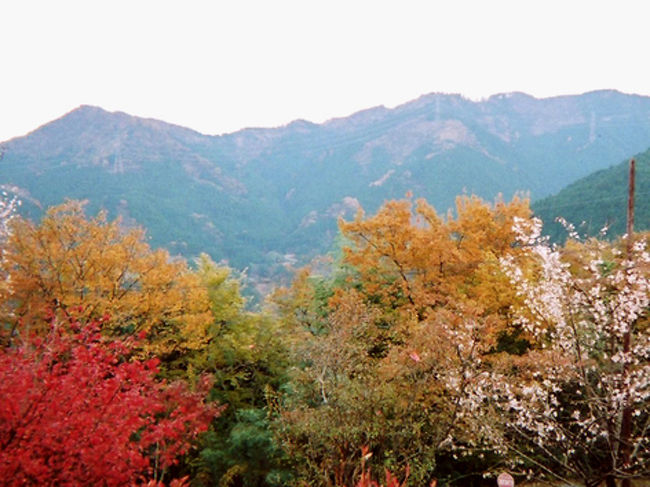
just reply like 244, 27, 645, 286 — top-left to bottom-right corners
2, 90, 650, 285
532, 147, 649, 240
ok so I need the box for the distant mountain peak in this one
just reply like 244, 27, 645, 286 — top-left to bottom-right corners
58, 104, 128, 125
37, 104, 134, 134
49, 105, 206, 138
2, 103, 208, 173
73, 104, 110, 114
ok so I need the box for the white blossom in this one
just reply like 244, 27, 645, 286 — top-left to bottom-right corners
494, 219, 650, 485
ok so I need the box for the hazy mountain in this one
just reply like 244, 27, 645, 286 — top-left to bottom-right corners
532, 147, 649, 241
2, 90, 650, 289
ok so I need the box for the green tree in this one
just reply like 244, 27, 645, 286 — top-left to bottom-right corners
190, 255, 294, 487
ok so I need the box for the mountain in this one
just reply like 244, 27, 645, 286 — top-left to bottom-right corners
532, 148, 650, 241
2, 90, 650, 290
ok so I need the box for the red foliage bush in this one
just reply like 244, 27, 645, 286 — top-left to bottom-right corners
350, 447, 411, 487
354, 467, 409, 487
0, 316, 221, 486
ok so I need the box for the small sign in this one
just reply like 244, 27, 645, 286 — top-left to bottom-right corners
497, 472, 514, 487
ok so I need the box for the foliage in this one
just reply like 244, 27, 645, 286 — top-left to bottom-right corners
189, 255, 294, 486
338, 194, 530, 326
0, 200, 213, 367
0, 189, 18, 243
273, 195, 534, 486
495, 220, 650, 487
349, 447, 411, 487
194, 253, 246, 327
198, 409, 291, 487
0, 313, 221, 486
2, 183, 647, 487
0, 190, 19, 309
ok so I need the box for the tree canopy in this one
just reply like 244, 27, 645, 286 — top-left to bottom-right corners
0, 201, 212, 362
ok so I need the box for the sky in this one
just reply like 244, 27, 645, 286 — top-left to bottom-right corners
1, 0, 649, 142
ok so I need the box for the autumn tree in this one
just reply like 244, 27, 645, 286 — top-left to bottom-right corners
0, 313, 221, 486
0, 201, 212, 363
273, 195, 534, 486
493, 221, 650, 487
188, 255, 294, 487
338, 195, 530, 327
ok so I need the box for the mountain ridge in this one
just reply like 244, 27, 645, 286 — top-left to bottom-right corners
2, 90, 650, 293
3, 88, 633, 145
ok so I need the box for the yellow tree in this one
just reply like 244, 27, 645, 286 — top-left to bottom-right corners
0, 201, 212, 361
339, 194, 531, 340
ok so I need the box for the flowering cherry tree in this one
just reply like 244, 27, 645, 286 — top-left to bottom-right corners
0, 190, 19, 321
0, 190, 18, 242
497, 218, 650, 487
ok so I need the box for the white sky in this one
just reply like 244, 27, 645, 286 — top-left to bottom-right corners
1, 0, 649, 142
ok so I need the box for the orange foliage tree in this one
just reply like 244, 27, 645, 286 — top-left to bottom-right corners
0, 201, 212, 364
338, 195, 530, 327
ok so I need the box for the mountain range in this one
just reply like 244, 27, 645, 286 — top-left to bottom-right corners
2, 90, 650, 292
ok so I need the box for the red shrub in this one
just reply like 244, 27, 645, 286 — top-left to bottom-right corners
0, 317, 221, 486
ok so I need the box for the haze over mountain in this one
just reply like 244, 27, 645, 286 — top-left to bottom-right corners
2, 90, 650, 289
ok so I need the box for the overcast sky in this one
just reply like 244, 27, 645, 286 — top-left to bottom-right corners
1, 0, 649, 142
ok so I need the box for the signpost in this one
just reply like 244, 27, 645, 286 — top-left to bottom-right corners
497, 472, 514, 487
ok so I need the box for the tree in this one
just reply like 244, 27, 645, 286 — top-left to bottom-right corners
0, 190, 19, 312
0, 201, 212, 364
0, 189, 18, 243
338, 195, 530, 330
189, 255, 294, 487
0, 313, 221, 486
495, 219, 650, 487
273, 196, 534, 486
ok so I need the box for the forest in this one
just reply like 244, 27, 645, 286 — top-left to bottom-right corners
0, 192, 648, 487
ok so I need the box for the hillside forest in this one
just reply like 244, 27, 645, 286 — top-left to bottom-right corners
0, 189, 648, 487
